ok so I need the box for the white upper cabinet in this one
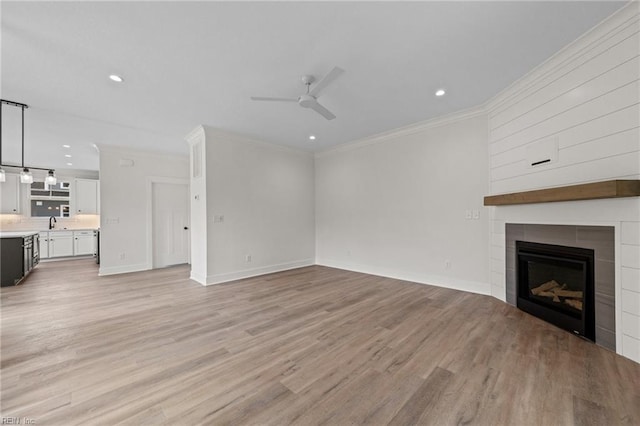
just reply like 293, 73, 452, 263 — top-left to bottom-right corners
0, 173, 21, 214
74, 178, 99, 215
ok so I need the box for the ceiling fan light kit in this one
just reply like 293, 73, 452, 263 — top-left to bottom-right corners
251, 66, 344, 121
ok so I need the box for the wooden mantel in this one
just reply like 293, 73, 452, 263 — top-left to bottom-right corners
484, 180, 640, 206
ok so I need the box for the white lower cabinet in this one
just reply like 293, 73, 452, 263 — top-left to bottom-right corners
74, 230, 95, 256
39, 232, 50, 259
39, 230, 97, 258
49, 231, 74, 257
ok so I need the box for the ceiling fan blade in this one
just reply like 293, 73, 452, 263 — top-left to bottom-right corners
250, 96, 298, 102
309, 66, 344, 97
309, 101, 336, 120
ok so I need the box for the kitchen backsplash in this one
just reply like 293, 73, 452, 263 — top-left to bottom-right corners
0, 214, 100, 231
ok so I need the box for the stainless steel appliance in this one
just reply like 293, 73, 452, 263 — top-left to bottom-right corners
95, 229, 100, 264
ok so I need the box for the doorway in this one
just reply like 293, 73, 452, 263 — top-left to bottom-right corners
151, 181, 190, 268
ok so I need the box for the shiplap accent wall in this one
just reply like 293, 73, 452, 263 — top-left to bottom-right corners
487, 3, 640, 363
489, 5, 639, 192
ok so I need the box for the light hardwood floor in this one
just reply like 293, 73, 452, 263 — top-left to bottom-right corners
1, 259, 639, 425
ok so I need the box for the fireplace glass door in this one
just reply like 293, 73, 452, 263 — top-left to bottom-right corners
516, 241, 595, 341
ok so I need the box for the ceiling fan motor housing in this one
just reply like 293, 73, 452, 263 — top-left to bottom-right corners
301, 75, 315, 85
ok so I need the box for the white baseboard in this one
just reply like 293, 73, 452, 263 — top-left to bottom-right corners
205, 259, 315, 285
40, 255, 94, 263
190, 271, 207, 286
98, 263, 149, 276
315, 257, 492, 296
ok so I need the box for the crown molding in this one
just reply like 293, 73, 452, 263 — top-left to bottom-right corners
96, 144, 188, 162
486, 1, 638, 113
315, 105, 487, 158
184, 125, 206, 146
203, 126, 314, 158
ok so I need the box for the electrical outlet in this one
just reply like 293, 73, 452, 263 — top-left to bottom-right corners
445, 259, 452, 269
465, 210, 472, 220
119, 252, 125, 260
245, 254, 252, 263
472, 210, 479, 220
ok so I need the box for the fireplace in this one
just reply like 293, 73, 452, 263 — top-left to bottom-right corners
516, 240, 595, 341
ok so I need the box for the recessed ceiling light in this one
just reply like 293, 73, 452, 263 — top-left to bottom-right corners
309, 135, 316, 140
66, 162, 73, 166
65, 154, 72, 158
63, 144, 71, 148
435, 89, 446, 97
109, 74, 124, 83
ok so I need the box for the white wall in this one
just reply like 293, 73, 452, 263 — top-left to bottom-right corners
198, 127, 315, 285
315, 112, 491, 295
486, 3, 640, 362
99, 145, 189, 276
185, 127, 208, 284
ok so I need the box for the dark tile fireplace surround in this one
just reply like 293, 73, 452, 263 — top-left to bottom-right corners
506, 224, 615, 351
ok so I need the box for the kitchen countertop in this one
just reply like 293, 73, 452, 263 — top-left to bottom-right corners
0, 229, 98, 237
42, 228, 98, 232
0, 231, 40, 238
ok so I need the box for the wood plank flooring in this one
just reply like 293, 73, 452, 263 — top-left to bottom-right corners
1, 259, 639, 425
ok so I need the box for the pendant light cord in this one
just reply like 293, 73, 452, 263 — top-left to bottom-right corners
0, 99, 51, 173
21, 105, 25, 168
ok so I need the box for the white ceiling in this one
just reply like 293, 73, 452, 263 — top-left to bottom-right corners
1, 1, 626, 171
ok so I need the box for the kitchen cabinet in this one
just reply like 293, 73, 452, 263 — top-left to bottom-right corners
49, 231, 74, 257
0, 173, 21, 214
39, 230, 97, 258
74, 179, 99, 215
0, 232, 39, 286
39, 231, 50, 259
74, 230, 96, 256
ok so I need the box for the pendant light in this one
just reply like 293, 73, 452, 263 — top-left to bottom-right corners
45, 169, 57, 185
20, 168, 33, 184
0, 99, 56, 184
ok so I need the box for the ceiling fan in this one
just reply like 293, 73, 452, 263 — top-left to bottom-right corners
251, 66, 344, 120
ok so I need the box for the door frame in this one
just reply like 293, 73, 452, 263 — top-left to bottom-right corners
146, 176, 190, 270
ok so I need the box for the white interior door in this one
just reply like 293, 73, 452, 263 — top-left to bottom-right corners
152, 182, 190, 268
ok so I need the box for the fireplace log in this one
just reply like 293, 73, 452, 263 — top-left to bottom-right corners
537, 291, 557, 298
554, 289, 583, 299
531, 280, 560, 295
564, 299, 583, 310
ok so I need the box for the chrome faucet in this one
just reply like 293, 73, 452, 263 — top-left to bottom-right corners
49, 216, 57, 230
